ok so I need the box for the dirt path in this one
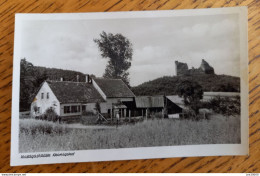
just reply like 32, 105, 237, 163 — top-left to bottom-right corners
66, 123, 118, 130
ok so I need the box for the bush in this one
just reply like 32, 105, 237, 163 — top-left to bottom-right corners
43, 107, 59, 122
207, 96, 240, 116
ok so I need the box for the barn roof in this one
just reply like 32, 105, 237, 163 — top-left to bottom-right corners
93, 78, 135, 98
47, 81, 104, 103
166, 95, 185, 109
135, 96, 164, 108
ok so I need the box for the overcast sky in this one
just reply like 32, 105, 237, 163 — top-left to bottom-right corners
20, 13, 240, 86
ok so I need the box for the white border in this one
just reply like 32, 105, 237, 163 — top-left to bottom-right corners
11, 7, 248, 166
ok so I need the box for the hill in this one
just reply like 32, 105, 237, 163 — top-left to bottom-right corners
35, 66, 87, 82
131, 74, 240, 96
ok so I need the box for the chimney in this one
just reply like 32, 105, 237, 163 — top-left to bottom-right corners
60, 77, 63, 81
76, 75, 79, 82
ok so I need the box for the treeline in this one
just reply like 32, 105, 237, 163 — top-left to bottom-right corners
131, 74, 240, 96
20, 59, 89, 111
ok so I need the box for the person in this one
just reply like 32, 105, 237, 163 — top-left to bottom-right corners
116, 112, 120, 128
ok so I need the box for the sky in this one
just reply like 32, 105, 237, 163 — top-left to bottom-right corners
20, 13, 240, 86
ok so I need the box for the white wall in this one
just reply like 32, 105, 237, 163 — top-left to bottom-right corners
82, 102, 107, 114
100, 102, 107, 113
30, 81, 60, 117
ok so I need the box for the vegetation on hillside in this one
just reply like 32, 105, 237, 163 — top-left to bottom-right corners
131, 74, 240, 96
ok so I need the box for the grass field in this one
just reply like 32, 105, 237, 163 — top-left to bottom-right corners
19, 114, 240, 153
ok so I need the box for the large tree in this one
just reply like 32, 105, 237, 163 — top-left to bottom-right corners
94, 31, 133, 85
176, 80, 203, 115
20, 59, 48, 111
20, 58, 35, 111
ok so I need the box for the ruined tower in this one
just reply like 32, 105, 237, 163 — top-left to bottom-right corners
175, 59, 215, 76
199, 59, 215, 74
175, 61, 189, 76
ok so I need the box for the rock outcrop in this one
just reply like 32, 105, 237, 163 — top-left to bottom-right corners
175, 59, 215, 76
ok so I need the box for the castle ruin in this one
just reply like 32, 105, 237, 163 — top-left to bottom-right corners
175, 59, 215, 76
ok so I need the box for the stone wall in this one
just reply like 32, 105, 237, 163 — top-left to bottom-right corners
200, 59, 215, 74
175, 59, 215, 76
175, 61, 189, 76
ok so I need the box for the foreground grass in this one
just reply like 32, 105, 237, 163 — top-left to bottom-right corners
19, 114, 240, 153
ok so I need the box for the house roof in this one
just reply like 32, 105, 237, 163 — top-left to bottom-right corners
135, 96, 164, 108
93, 78, 135, 98
47, 81, 104, 103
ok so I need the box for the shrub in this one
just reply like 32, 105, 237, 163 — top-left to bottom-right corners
208, 96, 240, 116
44, 107, 59, 122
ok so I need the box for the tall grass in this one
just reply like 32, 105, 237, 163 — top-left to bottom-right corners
19, 114, 240, 153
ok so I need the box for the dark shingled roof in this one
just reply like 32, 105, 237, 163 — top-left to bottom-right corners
93, 78, 135, 98
47, 81, 104, 103
135, 96, 164, 108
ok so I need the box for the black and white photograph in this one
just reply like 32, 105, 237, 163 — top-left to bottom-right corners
11, 7, 248, 166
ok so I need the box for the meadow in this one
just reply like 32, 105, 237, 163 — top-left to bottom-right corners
19, 114, 241, 153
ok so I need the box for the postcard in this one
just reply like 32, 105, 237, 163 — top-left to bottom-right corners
11, 6, 248, 166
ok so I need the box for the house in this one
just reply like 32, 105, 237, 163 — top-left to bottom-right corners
31, 74, 191, 121
30, 76, 136, 121
135, 95, 183, 118
92, 78, 136, 119
30, 80, 105, 120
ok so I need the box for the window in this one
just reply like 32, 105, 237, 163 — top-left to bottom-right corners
64, 105, 80, 114
41, 93, 44, 99
37, 107, 41, 113
71, 105, 80, 113
47, 92, 49, 99
64, 106, 70, 114
82, 105, 86, 112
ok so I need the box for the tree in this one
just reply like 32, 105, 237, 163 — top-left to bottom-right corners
20, 58, 35, 111
20, 58, 49, 111
33, 69, 48, 89
176, 80, 203, 115
94, 31, 133, 85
